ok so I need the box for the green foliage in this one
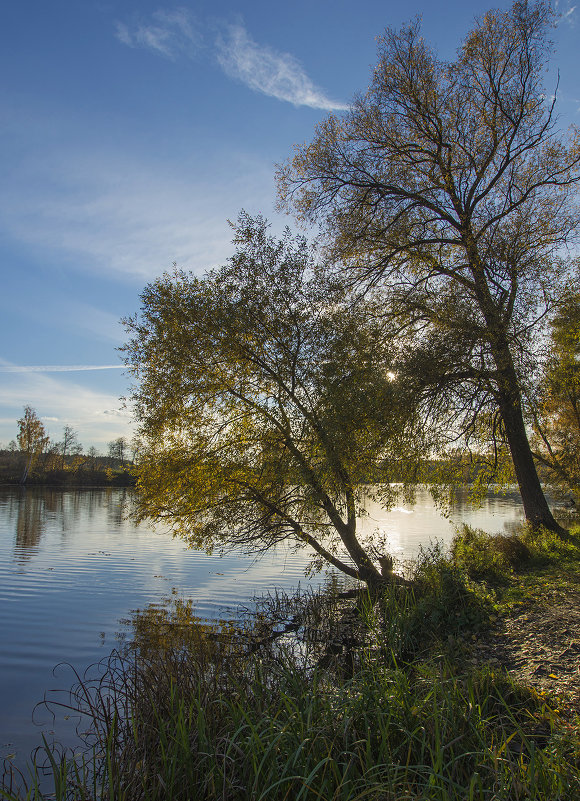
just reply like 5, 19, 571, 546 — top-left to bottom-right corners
518, 524, 580, 570
532, 291, 580, 498
123, 213, 429, 582
353, 559, 490, 666
410, 543, 492, 640
6, 577, 579, 801
451, 526, 532, 583
452, 523, 580, 588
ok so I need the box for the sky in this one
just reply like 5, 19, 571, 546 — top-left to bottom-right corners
0, 0, 578, 451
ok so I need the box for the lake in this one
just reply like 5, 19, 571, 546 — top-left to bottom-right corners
0, 485, 526, 769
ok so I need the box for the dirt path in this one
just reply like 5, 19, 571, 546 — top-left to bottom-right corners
472, 592, 580, 716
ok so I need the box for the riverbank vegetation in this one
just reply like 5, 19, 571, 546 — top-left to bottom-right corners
0, 409, 135, 486
3, 520, 580, 800
0, 448, 136, 487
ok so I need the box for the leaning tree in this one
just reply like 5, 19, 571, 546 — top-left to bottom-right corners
123, 214, 430, 585
277, 1, 580, 531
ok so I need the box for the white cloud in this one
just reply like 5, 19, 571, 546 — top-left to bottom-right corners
114, 8, 202, 59
215, 23, 348, 111
0, 365, 132, 448
0, 145, 274, 281
115, 10, 347, 111
556, 1, 577, 26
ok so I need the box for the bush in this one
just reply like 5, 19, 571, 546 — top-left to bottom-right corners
451, 526, 532, 582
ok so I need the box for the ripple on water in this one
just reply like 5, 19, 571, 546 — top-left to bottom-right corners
0, 485, 526, 767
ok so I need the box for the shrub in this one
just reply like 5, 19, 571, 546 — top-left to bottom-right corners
451, 525, 532, 582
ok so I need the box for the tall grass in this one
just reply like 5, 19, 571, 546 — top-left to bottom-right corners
3, 533, 580, 800
450, 521, 580, 585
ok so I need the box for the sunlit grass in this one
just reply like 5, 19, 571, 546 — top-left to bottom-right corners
451, 521, 580, 610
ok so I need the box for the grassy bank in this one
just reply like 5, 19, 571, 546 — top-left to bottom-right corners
3, 522, 580, 800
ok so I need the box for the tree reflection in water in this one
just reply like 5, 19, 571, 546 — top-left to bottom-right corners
120, 592, 241, 661
14, 492, 44, 559
10, 488, 123, 566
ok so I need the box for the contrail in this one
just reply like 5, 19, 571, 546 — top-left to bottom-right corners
0, 365, 124, 373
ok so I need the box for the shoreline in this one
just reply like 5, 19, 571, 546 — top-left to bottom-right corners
3, 518, 580, 799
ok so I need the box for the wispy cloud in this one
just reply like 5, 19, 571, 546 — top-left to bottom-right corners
0, 364, 132, 447
556, 1, 577, 26
215, 23, 347, 111
0, 365, 124, 373
0, 138, 274, 281
115, 10, 347, 111
64, 303, 126, 345
115, 8, 202, 59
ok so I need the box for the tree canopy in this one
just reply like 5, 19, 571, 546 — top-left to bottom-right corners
277, 1, 580, 531
532, 290, 580, 497
123, 215, 429, 584
17, 406, 49, 484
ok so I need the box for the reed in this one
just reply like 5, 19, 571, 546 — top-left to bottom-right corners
3, 532, 580, 800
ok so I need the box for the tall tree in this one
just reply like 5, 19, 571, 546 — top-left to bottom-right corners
58, 424, 82, 469
277, 1, 580, 532
108, 437, 128, 466
17, 406, 50, 484
123, 215, 428, 585
531, 291, 580, 497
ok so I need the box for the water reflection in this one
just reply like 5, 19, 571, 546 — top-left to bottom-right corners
357, 485, 525, 564
120, 592, 239, 659
447, 484, 524, 515
7, 488, 138, 568
10, 489, 90, 566
0, 485, 530, 769
14, 493, 44, 559
105, 488, 130, 527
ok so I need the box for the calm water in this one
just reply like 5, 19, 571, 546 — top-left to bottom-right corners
0, 485, 526, 766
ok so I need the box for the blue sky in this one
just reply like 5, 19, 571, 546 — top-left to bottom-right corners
0, 0, 578, 450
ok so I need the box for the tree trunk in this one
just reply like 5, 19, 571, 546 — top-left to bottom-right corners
468, 251, 566, 535
337, 519, 384, 583
20, 452, 33, 485
496, 375, 566, 534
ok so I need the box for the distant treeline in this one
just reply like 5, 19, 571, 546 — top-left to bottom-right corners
0, 448, 136, 486
2, 406, 137, 487
361, 454, 516, 488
